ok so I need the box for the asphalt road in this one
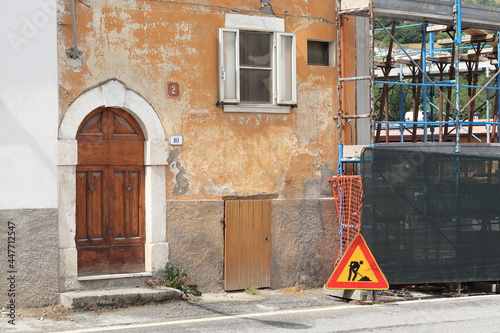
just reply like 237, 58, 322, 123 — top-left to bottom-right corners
3, 289, 500, 332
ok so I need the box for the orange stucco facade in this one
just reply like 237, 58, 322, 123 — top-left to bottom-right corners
58, 0, 339, 199
58, 0, 343, 292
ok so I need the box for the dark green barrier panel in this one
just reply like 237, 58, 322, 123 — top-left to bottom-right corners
361, 147, 500, 284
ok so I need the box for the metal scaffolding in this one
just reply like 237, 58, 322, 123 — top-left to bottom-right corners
336, 0, 500, 174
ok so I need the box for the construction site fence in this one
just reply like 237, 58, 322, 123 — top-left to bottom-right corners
329, 176, 364, 266
361, 147, 500, 284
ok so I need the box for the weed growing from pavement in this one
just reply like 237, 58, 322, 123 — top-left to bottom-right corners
146, 262, 201, 297
244, 285, 261, 296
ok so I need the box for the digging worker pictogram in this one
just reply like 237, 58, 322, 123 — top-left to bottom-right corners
348, 260, 362, 281
348, 260, 373, 282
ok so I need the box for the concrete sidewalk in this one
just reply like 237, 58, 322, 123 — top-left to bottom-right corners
1, 287, 436, 332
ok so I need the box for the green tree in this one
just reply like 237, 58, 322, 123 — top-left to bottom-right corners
463, 0, 500, 7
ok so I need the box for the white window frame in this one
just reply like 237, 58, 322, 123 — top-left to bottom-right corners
218, 28, 240, 104
276, 32, 297, 105
218, 27, 296, 113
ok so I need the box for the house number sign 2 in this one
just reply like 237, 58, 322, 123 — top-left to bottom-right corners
169, 134, 184, 146
168, 82, 180, 97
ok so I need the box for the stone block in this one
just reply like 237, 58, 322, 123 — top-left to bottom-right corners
60, 287, 182, 309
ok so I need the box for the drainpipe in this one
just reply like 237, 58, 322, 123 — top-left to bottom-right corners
336, 0, 343, 175
70, 0, 79, 59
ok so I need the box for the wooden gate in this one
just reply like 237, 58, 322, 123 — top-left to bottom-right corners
224, 199, 271, 291
76, 107, 145, 276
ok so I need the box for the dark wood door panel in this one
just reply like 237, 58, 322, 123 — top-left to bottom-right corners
78, 141, 144, 166
75, 168, 108, 246
76, 107, 146, 277
108, 141, 144, 166
78, 141, 109, 165
111, 170, 126, 239
77, 245, 145, 276
76, 171, 89, 241
77, 107, 144, 141
110, 167, 145, 245
127, 171, 141, 238
77, 246, 110, 276
109, 244, 145, 274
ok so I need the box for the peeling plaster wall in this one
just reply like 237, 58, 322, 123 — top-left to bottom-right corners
166, 200, 225, 292
58, 0, 340, 292
58, 0, 339, 200
271, 199, 338, 289
166, 198, 337, 292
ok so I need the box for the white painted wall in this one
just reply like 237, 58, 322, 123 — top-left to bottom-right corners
0, 0, 58, 209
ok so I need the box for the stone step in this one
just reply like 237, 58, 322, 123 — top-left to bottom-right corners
60, 287, 182, 310
76, 273, 153, 291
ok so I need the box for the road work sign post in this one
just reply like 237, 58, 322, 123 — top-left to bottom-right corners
326, 233, 389, 290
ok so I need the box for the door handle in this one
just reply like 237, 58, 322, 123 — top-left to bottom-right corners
126, 184, 132, 190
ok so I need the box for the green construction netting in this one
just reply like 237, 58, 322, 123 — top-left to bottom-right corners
361, 147, 500, 285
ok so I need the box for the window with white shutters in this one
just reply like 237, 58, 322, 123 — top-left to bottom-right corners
218, 27, 296, 112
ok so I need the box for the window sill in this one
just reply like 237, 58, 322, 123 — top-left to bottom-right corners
222, 105, 292, 114
77, 272, 152, 281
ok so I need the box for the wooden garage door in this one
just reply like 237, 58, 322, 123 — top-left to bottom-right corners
224, 199, 271, 291
76, 107, 145, 276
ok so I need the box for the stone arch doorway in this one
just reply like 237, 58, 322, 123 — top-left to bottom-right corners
58, 80, 168, 289
76, 107, 146, 276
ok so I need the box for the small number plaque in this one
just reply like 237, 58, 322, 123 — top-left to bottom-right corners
169, 134, 184, 146
167, 82, 180, 97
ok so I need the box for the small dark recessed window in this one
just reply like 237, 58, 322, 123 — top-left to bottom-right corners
308, 40, 331, 66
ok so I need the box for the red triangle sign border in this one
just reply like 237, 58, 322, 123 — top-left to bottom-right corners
325, 233, 389, 290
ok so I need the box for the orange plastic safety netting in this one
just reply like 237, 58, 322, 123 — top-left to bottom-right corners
329, 175, 364, 266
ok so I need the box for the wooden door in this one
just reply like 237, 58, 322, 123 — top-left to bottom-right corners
76, 108, 145, 276
224, 199, 271, 290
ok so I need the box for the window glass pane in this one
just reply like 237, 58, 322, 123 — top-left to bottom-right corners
308, 40, 329, 66
240, 69, 271, 103
240, 31, 271, 67
279, 35, 293, 102
223, 30, 238, 100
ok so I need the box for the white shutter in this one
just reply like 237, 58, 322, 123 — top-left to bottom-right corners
218, 28, 240, 104
276, 32, 296, 105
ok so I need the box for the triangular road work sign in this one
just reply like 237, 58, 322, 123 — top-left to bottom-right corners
326, 234, 389, 290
